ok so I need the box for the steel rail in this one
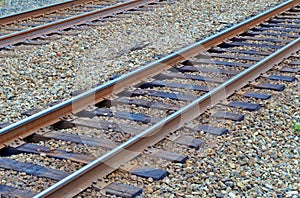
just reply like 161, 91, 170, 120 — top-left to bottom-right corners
35, 37, 300, 197
0, 0, 94, 25
0, 0, 158, 48
0, 0, 298, 149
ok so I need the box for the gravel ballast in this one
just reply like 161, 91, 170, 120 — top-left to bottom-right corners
0, 0, 284, 123
0, 0, 66, 16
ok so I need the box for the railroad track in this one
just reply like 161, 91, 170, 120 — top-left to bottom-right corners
0, 0, 167, 49
0, 0, 299, 197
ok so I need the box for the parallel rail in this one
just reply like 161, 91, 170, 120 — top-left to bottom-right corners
1, 0, 298, 149
38, 38, 300, 197
0, 0, 299, 197
0, 0, 158, 48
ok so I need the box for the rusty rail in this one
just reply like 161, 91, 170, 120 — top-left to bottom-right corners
0, 0, 158, 48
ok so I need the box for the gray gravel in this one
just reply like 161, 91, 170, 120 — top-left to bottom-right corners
0, 0, 67, 17
0, 0, 285, 124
